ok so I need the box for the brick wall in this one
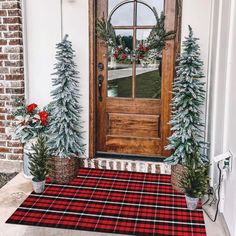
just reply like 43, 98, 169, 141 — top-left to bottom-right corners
0, 0, 24, 169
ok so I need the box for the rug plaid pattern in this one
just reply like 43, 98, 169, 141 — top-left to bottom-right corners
6, 168, 206, 235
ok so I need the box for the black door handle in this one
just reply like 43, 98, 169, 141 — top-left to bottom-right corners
98, 74, 104, 101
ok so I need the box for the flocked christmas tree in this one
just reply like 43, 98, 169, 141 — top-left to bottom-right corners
165, 26, 208, 165
47, 35, 85, 158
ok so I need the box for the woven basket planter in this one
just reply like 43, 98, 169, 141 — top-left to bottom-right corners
48, 157, 78, 184
171, 164, 188, 193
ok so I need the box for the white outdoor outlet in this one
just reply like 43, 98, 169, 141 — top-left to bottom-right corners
213, 151, 233, 163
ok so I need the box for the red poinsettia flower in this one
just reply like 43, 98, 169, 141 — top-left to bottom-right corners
38, 111, 48, 126
27, 103, 38, 113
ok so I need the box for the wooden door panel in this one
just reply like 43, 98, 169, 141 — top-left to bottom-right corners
106, 99, 162, 115
106, 136, 162, 156
108, 113, 160, 138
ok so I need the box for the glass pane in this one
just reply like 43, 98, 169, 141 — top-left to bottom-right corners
109, 2, 134, 26
137, 0, 164, 26
135, 29, 162, 99
108, 30, 133, 98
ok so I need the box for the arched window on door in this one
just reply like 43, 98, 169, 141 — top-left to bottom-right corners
107, 0, 165, 99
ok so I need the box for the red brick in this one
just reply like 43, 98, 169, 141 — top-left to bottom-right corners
7, 154, 22, 160
8, 10, 21, 16
0, 115, 5, 120
4, 46, 23, 53
0, 154, 6, 159
0, 141, 6, 146
0, 127, 5, 133
0, 54, 8, 60
6, 88, 24, 94
9, 53, 23, 60
0, 95, 10, 101
0, 25, 7, 31
0, 39, 7, 45
3, 17, 21, 24
0, 147, 10, 153
3, 31, 22, 38
5, 60, 23, 67
2, 2, 20, 10
0, 67, 9, 73
8, 25, 22, 31
5, 75, 23, 80
12, 148, 23, 154
10, 67, 24, 74
0, 107, 7, 113
7, 141, 22, 148
8, 39, 22, 45
0, 10, 7, 16
6, 115, 14, 120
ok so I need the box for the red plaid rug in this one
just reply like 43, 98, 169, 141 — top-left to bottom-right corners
6, 168, 206, 235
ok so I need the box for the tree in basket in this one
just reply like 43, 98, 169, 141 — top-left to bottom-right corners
164, 26, 209, 191
28, 135, 49, 193
47, 34, 85, 184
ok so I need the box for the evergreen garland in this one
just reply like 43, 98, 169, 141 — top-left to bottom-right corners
165, 26, 208, 165
47, 35, 85, 158
28, 135, 49, 181
96, 9, 175, 62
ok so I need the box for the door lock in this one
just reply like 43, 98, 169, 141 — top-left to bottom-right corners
98, 62, 104, 71
98, 74, 104, 101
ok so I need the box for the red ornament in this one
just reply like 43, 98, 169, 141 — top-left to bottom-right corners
27, 103, 38, 113
113, 53, 119, 59
121, 54, 127, 60
38, 111, 48, 126
136, 54, 141, 60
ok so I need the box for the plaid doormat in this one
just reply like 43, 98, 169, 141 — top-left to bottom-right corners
6, 168, 206, 235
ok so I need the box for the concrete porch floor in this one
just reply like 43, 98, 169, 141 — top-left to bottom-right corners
0, 172, 230, 236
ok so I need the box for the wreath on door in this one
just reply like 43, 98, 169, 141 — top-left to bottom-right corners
96, 8, 175, 64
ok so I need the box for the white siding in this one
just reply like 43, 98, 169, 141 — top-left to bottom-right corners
24, 0, 89, 156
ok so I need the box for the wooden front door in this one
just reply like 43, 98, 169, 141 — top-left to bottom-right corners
94, 0, 178, 158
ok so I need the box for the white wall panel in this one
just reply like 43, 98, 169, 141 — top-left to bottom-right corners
24, 0, 61, 106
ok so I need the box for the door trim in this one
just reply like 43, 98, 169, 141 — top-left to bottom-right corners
89, 0, 96, 158
89, 0, 182, 159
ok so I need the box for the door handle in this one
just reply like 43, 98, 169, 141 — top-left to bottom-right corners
98, 74, 104, 101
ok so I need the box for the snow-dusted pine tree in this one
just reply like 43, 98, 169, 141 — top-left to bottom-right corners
47, 35, 85, 158
165, 26, 208, 165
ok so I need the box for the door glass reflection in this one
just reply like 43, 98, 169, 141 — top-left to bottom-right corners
137, 0, 164, 26
108, 30, 133, 98
109, 2, 133, 26
135, 29, 162, 99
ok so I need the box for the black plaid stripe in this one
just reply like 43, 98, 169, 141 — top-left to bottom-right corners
6, 168, 206, 236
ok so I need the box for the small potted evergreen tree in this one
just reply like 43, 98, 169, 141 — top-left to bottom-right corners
180, 156, 209, 210
28, 135, 49, 193
165, 26, 208, 191
46, 35, 85, 184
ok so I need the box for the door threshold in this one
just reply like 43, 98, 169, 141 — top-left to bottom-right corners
95, 152, 166, 163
